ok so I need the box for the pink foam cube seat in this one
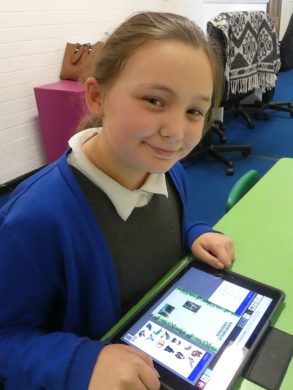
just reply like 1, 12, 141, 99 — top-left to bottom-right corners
34, 80, 88, 163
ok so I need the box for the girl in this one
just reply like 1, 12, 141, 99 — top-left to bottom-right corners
0, 12, 234, 390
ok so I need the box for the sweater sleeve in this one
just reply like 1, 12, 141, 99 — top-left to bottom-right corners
185, 221, 215, 248
0, 221, 104, 390
169, 162, 216, 249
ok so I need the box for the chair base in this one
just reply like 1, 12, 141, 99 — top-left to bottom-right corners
231, 107, 255, 129
241, 101, 293, 119
208, 144, 251, 176
225, 103, 255, 129
212, 120, 227, 142
183, 130, 251, 176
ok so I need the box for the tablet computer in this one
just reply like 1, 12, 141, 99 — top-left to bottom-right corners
106, 258, 285, 390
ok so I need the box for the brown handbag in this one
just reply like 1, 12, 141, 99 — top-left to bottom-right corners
60, 41, 104, 81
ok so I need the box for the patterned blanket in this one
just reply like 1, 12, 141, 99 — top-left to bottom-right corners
207, 11, 281, 96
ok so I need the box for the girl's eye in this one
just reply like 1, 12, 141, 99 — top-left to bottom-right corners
187, 108, 204, 117
145, 97, 164, 107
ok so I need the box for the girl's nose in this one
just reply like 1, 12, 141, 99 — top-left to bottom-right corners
159, 114, 185, 141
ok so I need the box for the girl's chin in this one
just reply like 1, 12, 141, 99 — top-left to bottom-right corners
145, 160, 179, 174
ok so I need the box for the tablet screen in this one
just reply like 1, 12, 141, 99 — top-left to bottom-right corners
112, 262, 284, 389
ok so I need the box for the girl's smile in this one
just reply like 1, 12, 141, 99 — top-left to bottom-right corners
143, 142, 181, 159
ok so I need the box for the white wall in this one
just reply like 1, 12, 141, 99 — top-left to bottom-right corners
200, 0, 268, 31
0, 0, 268, 184
280, 0, 293, 39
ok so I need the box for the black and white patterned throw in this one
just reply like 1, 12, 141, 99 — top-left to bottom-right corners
207, 11, 281, 96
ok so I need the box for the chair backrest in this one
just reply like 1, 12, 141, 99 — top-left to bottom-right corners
226, 169, 260, 211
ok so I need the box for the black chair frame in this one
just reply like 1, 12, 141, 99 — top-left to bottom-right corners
182, 121, 251, 176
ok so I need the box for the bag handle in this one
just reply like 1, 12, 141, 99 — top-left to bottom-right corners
71, 43, 92, 65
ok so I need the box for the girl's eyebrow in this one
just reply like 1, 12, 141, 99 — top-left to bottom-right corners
139, 83, 211, 104
138, 83, 174, 94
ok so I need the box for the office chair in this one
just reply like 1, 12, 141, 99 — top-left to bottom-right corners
207, 13, 262, 130
226, 169, 260, 211
235, 12, 293, 119
262, 13, 293, 116
190, 10, 291, 176
212, 10, 291, 123
183, 12, 257, 175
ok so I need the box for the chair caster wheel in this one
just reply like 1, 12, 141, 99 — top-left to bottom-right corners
226, 167, 234, 176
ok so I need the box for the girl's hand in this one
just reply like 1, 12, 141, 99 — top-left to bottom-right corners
191, 232, 235, 269
88, 344, 161, 390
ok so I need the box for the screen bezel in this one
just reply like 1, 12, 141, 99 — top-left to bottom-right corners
109, 260, 285, 389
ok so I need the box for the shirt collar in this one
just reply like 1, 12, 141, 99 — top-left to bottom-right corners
67, 128, 168, 221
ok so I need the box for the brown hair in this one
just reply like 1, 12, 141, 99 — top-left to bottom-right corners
78, 11, 223, 132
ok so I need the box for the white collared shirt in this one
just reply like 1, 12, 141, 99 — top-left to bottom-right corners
67, 128, 168, 221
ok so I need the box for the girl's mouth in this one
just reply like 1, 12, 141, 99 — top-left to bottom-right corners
147, 144, 179, 159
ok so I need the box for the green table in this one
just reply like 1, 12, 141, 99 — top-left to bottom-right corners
214, 158, 293, 390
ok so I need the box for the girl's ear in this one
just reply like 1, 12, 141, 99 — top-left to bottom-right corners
84, 77, 105, 116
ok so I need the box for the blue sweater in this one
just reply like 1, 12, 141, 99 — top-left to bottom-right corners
0, 151, 213, 390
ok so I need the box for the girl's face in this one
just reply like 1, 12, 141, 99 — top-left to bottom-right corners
85, 40, 213, 189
